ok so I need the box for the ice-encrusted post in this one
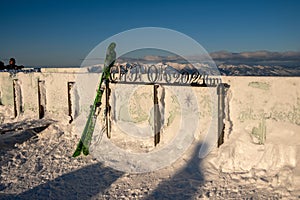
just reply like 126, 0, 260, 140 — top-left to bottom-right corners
67, 82, 75, 123
13, 79, 23, 118
105, 79, 112, 138
217, 83, 225, 147
0, 91, 2, 105
154, 84, 161, 146
37, 79, 46, 119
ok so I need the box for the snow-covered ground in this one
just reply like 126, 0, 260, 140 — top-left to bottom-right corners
0, 71, 299, 199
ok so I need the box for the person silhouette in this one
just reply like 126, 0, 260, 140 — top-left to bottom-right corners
0, 60, 5, 70
6, 58, 24, 70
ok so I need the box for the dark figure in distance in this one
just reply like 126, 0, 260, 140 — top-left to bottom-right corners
0, 60, 5, 70
6, 58, 24, 70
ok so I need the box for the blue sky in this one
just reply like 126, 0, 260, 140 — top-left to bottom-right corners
0, 0, 299, 66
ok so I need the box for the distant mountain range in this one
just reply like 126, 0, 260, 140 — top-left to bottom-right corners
86, 62, 300, 77
211, 51, 300, 76
210, 50, 300, 67
35, 50, 299, 76
217, 64, 300, 76
114, 50, 300, 76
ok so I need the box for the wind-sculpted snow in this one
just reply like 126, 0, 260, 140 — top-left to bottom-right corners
0, 71, 299, 198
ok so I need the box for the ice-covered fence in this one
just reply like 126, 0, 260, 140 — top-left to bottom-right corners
0, 68, 79, 120
0, 68, 227, 148
1, 71, 299, 186
0, 70, 299, 148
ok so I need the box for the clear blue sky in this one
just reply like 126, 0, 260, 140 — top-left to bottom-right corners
0, 0, 299, 66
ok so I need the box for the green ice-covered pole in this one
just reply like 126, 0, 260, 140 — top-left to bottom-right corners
73, 42, 116, 157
